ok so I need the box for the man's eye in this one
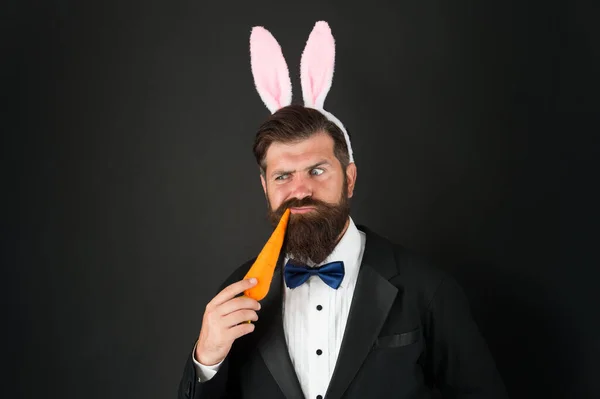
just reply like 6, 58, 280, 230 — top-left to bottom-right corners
275, 174, 289, 181
310, 168, 324, 176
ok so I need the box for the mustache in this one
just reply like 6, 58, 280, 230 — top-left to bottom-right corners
276, 197, 333, 212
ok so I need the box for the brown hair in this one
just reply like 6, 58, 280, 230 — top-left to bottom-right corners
253, 105, 350, 175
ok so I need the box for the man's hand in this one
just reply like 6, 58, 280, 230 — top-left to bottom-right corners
195, 278, 261, 366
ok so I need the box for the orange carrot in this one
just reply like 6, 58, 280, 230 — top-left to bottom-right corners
243, 208, 290, 301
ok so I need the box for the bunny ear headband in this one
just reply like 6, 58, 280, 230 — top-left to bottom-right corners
249, 21, 354, 163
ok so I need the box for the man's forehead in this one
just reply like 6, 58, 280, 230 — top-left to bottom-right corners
264, 133, 336, 171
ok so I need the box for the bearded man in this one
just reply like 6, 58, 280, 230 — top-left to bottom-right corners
177, 106, 508, 399
178, 21, 508, 399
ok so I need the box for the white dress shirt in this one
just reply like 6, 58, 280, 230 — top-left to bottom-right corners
193, 217, 366, 399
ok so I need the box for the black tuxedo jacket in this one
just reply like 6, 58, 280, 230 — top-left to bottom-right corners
178, 226, 509, 398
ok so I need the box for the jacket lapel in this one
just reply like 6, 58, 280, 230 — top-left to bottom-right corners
257, 261, 305, 399
325, 226, 399, 399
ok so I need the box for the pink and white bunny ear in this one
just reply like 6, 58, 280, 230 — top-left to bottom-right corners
300, 21, 354, 163
250, 26, 293, 113
300, 21, 335, 109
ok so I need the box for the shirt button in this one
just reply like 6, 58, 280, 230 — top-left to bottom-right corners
316, 349, 323, 355
316, 305, 323, 311
317, 396, 323, 399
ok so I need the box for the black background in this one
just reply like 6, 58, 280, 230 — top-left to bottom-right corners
4, 0, 599, 398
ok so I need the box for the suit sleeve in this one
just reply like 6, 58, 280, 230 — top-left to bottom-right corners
177, 348, 231, 399
423, 276, 510, 398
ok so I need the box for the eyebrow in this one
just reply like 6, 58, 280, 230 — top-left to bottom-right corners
271, 161, 330, 178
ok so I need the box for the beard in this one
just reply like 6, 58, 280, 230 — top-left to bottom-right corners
267, 188, 350, 265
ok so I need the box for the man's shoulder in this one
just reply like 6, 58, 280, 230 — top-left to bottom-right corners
224, 224, 452, 296
359, 224, 451, 294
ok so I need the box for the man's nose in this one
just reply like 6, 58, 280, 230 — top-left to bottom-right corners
289, 175, 313, 200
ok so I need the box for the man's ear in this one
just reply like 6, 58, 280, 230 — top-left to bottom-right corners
260, 173, 267, 196
346, 162, 357, 198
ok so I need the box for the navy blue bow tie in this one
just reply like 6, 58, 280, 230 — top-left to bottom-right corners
284, 259, 345, 289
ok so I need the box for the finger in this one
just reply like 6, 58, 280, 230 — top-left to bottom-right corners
227, 322, 255, 341
217, 296, 261, 317
209, 278, 257, 307
221, 309, 258, 328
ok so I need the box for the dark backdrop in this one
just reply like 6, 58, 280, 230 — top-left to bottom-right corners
4, 0, 599, 398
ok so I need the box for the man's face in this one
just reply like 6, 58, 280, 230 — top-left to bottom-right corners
260, 131, 357, 264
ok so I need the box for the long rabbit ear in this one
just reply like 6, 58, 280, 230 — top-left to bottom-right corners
300, 21, 335, 109
250, 26, 292, 113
